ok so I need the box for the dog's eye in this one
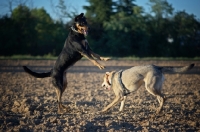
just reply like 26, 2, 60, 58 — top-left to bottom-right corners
79, 22, 84, 26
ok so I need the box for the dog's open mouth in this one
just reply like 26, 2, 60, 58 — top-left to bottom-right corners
81, 28, 88, 36
104, 85, 111, 90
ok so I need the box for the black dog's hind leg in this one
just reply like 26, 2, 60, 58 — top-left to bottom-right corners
52, 72, 69, 114
60, 71, 69, 110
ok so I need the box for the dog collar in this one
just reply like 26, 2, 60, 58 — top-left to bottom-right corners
118, 70, 130, 96
71, 26, 87, 37
71, 26, 79, 33
110, 72, 116, 88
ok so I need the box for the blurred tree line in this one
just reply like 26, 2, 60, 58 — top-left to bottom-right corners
0, 0, 200, 57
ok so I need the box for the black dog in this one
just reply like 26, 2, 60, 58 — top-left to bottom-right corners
23, 13, 109, 114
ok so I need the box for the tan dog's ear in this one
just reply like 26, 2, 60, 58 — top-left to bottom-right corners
106, 72, 110, 75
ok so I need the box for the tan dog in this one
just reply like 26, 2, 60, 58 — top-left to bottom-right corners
101, 64, 194, 114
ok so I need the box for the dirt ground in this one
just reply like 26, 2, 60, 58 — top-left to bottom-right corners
0, 59, 200, 132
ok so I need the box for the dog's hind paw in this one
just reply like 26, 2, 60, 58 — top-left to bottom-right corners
156, 109, 162, 115
57, 105, 71, 114
100, 109, 109, 114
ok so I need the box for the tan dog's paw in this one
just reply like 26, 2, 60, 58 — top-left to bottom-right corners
100, 109, 108, 114
100, 57, 110, 61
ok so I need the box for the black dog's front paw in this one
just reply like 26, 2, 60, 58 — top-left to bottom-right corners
100, 57, 110, 61
97, 64, 105, 69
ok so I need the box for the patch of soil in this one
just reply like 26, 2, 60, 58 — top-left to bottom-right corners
0, 60, 200, 131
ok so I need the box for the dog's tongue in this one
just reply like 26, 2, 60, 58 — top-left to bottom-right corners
83, 29, 88, 36
106, 86, 111, 90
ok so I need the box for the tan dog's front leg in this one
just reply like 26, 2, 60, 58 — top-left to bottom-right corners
119, 96, 127, 112
101, 96, 120, 113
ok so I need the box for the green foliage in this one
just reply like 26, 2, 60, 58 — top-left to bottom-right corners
149, 0, 174, 18
0, 5, 68, 56
0, 0, 200, 58
84, 0, 113, 23
55, 0, 76, 20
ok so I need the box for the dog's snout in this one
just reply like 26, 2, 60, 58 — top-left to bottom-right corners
102, 83, 105, 87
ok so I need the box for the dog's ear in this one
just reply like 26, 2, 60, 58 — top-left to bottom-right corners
75, 15, 79, 22
105, 72, 110, 75
80, 13, 84, 17
75, 13, 84, 22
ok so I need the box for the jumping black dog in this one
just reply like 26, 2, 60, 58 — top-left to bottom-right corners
23, 13, 109, 114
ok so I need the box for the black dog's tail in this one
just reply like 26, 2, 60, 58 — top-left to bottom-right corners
23, 66, 52, 78
161, 64, 194, 73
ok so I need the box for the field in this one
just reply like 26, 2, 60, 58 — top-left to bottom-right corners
0, 59, 200, 131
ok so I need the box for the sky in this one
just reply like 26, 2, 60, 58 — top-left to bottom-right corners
0, 0, 200, 21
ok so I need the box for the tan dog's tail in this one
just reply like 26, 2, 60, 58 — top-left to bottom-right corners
161, 64, 194, 73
